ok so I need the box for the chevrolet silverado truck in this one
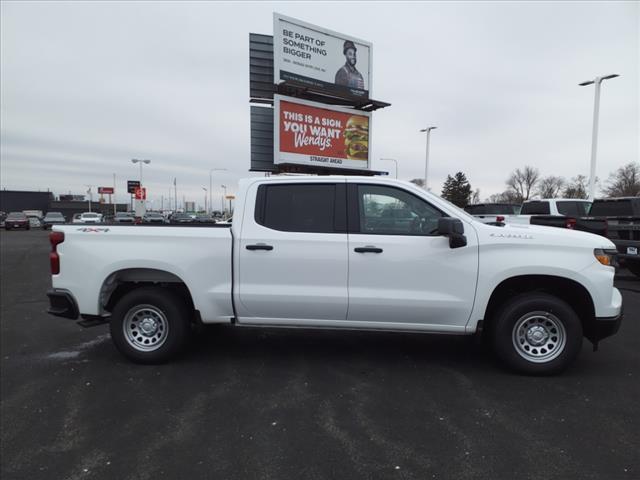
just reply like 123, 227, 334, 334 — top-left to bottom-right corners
47, 177, 623, 374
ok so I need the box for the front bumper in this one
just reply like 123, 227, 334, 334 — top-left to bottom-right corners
46, 289, 79, 319
587, 308, 623, 344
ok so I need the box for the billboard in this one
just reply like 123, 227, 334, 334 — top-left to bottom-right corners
98, 187, 114, 194
274, 94, 371, 170
127, 180, 140, 194
273, 13, 372, 100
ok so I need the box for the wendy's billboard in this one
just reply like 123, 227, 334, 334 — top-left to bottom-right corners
274, 95, 371, 170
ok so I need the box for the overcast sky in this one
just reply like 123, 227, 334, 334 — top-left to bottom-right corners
1, 1, 638, 208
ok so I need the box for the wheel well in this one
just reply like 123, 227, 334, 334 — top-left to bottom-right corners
483, 275, 595, 334
100, 268, 196, 317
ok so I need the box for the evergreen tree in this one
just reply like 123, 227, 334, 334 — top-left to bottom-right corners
441, 172, 473, 207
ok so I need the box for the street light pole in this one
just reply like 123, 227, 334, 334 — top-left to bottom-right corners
380, 158, 398, 179
221, 184, 227, 216
579, 74, 619, 201
202, 187, 207, 213
131, 159, 151, 184
209, 168, 227, 215
420, 127, 437, 190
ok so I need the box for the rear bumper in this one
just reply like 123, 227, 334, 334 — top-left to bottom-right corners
46, 289, 79, 320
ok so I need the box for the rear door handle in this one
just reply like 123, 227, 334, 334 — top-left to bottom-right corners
354, 246, 383, 253
246, 243, 274, 251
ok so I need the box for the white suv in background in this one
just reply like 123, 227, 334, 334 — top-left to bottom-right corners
78, 212, 102, 224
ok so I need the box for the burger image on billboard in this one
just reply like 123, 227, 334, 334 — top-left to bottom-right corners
344, 116, 369, 161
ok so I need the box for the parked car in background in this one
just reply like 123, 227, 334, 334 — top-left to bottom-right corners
589, 197, 640, 277
464, 203, 521, 224
143, 212, 166, 224
507, 199, 592, 224
0, 211, 6, 229
4, 212, 30, 230
42, 212, 66, 229
72, 214, 83, 224
194, 214, 217, 224
78, 212, 102, 224
169, 212, 194, 224
113, 212, 135, 224
26, 215, 42, 228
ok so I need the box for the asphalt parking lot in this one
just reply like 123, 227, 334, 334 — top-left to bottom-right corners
1, 229, 638, 480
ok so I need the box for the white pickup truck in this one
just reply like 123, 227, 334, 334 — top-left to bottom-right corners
506, 198, 592, 225
47, 177, 623, 374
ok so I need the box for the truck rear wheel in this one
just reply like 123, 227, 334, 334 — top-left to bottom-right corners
110, 287, 191, 364
492, 293, 583, 375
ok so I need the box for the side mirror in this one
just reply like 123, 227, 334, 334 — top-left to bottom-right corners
437, 217, 467, 249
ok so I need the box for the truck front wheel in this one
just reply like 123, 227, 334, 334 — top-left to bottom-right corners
492, 293, 583, 375
110, 287, 191, 364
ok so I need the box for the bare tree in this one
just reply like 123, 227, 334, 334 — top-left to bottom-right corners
506, 166, 540, 201
603, 162, 640, 197
487, 190, 521, 204
470, 189, 481, 204
536, 176, 565, 198
563, 175, 589, 199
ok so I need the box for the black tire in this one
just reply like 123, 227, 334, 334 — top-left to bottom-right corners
626, 260, 640, 278
109, 286, 191, 364
492, 293, 583, 375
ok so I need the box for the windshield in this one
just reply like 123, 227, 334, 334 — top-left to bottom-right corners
45, 213, 64, 219
83, 213, 98, 218
7, 212, 26, 220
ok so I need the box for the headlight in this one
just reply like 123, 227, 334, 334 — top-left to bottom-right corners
594, 248, 619, 267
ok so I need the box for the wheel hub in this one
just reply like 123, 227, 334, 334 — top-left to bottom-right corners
512, 311, 567, 364
526, 325, 549, 346
139, 317, 158, 336
122, 305, 169, 352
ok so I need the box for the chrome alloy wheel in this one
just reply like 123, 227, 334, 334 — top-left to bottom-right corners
123, 305, 169, 352
512, 311, 567, 363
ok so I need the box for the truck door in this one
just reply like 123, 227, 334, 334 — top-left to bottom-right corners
346, 183, 479, 330
236, 181, 348, 323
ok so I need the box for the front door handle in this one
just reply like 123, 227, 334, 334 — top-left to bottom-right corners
354, 246, 383, 253
246, 243, 274, 251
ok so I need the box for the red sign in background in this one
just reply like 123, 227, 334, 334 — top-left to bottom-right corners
98, 186, 114, 194
279, 100, 369, 160
134, 187, 146, 200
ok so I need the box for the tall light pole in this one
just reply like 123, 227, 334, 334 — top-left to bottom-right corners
202, 187, 207, 213
579, 74, 619, 200
209, 168, 227, 214
380, 158, 398, 179
420, 127, 437, 190
131, 158, 151, 184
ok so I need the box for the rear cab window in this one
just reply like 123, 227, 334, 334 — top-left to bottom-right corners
255, 183, 346, 233
521, 202, 550, 215
556, 201, 591, 216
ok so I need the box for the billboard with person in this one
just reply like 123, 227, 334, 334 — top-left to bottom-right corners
274, 94, 371, 170
273, 13, 372, 100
